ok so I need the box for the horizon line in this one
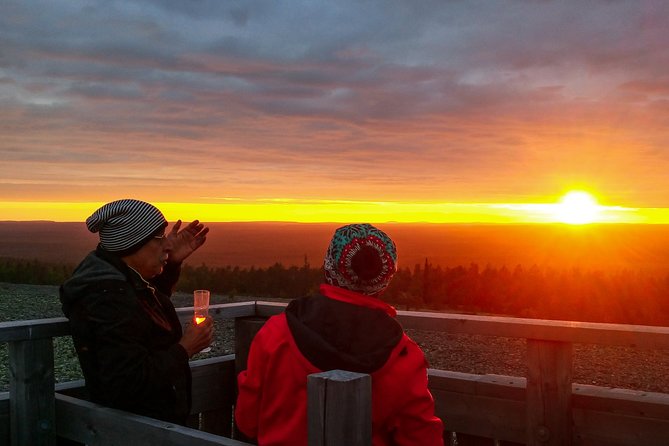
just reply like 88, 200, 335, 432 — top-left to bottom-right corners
4, 220, 669, 227
2, 199, 669, 224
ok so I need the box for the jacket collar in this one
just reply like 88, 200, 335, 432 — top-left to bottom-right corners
319, 283, 397, 317
95, 246, 151, 292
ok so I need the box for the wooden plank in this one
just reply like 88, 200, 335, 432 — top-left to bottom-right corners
397, 310, 669, 349
429, 370, 669, 446
55, 379, 88, 399
0, 318, 70, 342
52, 359, 239, 437
253, 301, 669, 349
51, 358, 239, 415
526, 340, 573, 446
572, 384, 669, 446
234, 317, 267, 373
200, 408, 233, 440
1, 391, 9, 446
55, 393, 252, 446
189, 355, 236, 414
254, 301, 287, 318
429, 371, 527, 443
430, 389, 525, 443
232, 317, 269, 443
572, 384, 669, 419
454, 433, 496, 445
9, 338, 56, 446
190, 355, 236, 437
0, 302, 256, 344
429, 370, 526, 401
176, 302, 256, 325
4, 302, 669, 348
307, 370, 372, 446
573, 409, 669, 446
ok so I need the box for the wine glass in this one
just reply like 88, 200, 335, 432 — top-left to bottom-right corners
193, 289, 212, 353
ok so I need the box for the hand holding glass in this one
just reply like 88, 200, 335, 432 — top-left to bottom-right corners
193, 289, 211, 353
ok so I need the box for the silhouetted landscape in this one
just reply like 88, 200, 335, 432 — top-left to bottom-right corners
3, 221, 669, 326
3, 222, 669, 395
3, 221, 669, 272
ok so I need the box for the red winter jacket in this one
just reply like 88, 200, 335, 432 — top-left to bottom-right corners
235, 284, 444, 446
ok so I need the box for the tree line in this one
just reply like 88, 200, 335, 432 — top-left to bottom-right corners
2, 256, 669, 326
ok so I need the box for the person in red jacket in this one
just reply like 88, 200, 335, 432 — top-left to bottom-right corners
235, 223, 444, 445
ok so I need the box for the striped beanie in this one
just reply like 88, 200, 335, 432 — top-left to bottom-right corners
324, 224, 398, 295
86, 199, 167, 253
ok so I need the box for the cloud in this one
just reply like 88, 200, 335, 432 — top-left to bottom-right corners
2, 0, 669, 207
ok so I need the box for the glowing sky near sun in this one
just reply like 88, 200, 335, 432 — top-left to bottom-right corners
2, 1, 669, 223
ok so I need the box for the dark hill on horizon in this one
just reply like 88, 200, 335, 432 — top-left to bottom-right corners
1, 221, 669, 274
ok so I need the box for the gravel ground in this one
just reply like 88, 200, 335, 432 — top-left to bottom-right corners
407, 330, 669, 394
2, 282, 669, 394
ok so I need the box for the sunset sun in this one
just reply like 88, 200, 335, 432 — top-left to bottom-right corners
553, 191, 602, 224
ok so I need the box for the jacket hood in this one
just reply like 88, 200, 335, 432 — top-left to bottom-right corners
59, 249, 127, 317
285, 293, 404, 374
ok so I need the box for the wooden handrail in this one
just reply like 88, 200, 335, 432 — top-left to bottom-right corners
56, 393, 250, 446
5, 300, 667, 349
3, 300, 669, 446
397, 310, 669, 348
175, 301, 257, 325
254, 301, 669, 348
0, 318, 70, 342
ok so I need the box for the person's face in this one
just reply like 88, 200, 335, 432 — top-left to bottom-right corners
123, 232, 173, 279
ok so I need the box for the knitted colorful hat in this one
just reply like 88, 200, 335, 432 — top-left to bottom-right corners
86, 199, 167, 253
324, 223, 398, 295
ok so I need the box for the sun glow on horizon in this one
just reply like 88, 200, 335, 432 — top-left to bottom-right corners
552, 191, 602, 224
0, 196, 664, 224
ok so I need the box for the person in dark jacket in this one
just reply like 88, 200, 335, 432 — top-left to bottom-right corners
60, 199, 213, 425
235, 223, 444, 445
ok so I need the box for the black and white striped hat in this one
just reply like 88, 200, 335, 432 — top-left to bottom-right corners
86, 199, 167, 253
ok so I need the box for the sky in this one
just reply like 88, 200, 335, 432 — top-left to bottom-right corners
2, 0, 669, 223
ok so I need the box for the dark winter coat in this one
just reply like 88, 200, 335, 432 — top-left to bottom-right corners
59, 247, 191, 424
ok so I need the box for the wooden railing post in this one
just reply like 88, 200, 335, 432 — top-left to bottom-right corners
234, 316, 267, 374
9, 338, 56, 446
233, 316, 267, 442
307, 370, 371, 446
526, 339, 573, 446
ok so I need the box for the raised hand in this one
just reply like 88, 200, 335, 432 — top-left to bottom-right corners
167, 219, 209, 264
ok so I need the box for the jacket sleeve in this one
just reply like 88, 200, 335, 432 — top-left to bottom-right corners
234, 319, 276, 439
389, 340, 445, 446
81, 282, 190, 414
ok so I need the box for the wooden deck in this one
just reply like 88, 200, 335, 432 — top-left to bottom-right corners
2, 301, 669, 445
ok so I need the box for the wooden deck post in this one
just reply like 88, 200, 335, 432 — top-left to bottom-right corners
526, 339, 573, 446
233, 316, 267, 442
8, 338, 56, 446
234, 316, 267, 374
307, 370, 371, 446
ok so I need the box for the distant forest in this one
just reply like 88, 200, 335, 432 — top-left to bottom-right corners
2, 256, 669, 326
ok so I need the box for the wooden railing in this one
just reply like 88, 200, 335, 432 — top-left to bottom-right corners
2, 301, 669, 445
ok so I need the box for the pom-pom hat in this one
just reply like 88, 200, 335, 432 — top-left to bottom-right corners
86, 199, 167, 253
324, 223, 397, 295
